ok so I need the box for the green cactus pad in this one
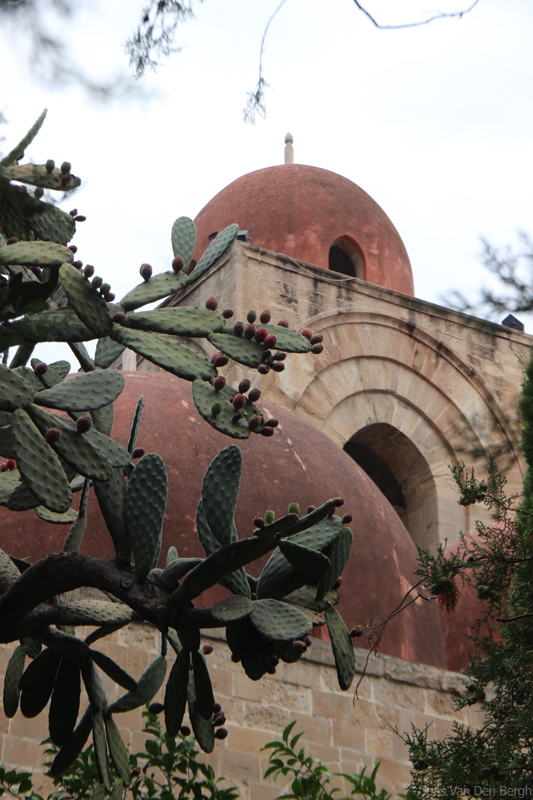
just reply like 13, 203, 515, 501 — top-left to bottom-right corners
19, 647, 61, 717
49, 658, 81, 746
285, 601, 326, 627
69, 342, 95, 373
208, 332, 264, 368
93, 711, 111, 790
317, 527, 353, 600
252, 513, 299, 538
87, 427, 131, 468
226, 617, 269, 680
164, 647, 190, 736
62, 483, 89, 553
127, 394, 144, 455
325, 607, 355, 690
126, 453, 168, 579
119, 271, 187, 312
91, 651, 137, 693
125, 307, 225, 338
171, 216, 197, 267
0, 110, 47, 168
28, 405, 114, 482
159, 557, 204, 589
105, 715, 131, 786
50, 706, 92, 776
285, 586, 340, 612
211, 595, 254, 623
279, 540, 331, 578
166, 545, 179, 565
49, 361, 71, 380
201, 445, 242, 546
94, 336, 125, 369
187, 673, 215, 753
192, 650, 215, 720
36, 505, 78, 524
3, 644, 26, 718
187, 224, 239, 285
0, 241, 73, 268
109, 655, 167, 714
196, 498, 220, 557
192, 379, 260, 439
0, 365, 36, 411
1, 163, 80, 192
35, 369, 125, 412
0, 308, 95, 349
5, 480, 41, 511
0, 546, 20, 588
60, 599, 134, 627
264, 324, 313, 353
80, 658, 107, 713
94, 469, 130, 563
84, 622, 130, 647
91, 403, 114, 437
112, 327, 216, 382
251, 599, 312, 641
11, 408, 72, 513
59, 264, 113, 337
253, 500, 336, 538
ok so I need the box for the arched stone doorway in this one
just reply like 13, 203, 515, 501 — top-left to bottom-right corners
344, 423, 439, 551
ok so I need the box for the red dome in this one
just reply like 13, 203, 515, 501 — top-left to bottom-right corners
193, 165, 414, 295
1, 372, 444, 667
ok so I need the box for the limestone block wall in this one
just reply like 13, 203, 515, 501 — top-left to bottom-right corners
0, 625, 474, 800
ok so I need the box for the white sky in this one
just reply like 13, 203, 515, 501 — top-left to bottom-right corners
0, 0, 532, 363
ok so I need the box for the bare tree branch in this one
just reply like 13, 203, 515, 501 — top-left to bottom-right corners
352, 0, 481, 30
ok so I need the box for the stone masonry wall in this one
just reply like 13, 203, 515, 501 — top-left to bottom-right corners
0, 624, 474, 800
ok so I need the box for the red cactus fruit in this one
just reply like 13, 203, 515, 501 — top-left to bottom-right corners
332, 497, 344, 507
266, 665, 277, 675
306, 505, 316, 514
233, 394, 246, 410
45, 428, 62, 445
259, 426, 274, 437
254, 517, 265, 528
248, 388, 261, 402
61, 161, 71, 175
6, 459, 16, 471
248, 415, 262, 430
292, 640, 307, 654
60, 174, 70, 186
305, 637, 312, 647
213, 703, 222, 714
264, 418, 278, 428
310, 333, 323, 344
105, 292, 115, 302
231, 653, 240, 663
246, 310, 257, 323
68, 245, 77, 253
202, 644, 214, 655
259, 310, 271, 324
205, 297, 218, 311
238, 378, 251, 393
301, 328, 313, 339
6, 237, 18, 245
215, 728, 228, 740
76, 416, 92, 434
244, 324, 256, 340
139, 263, 152, 281
277, 318, 289, 327
131, 769, 141, 778
33, 362, 48, 376
84, 265, 95, 278
267, 656, 279, 667
264, 334, 277, 349
213, 713, 226, 727
254, 327, 267, 344
72, 260, 83, 269
132, 448, 145, 459
233, 321, 244, 336
257, 364, 270, 375
261, 351, 272, 363
74, 215, 86, 222
30, 266, 42, 278
271, 362, 285, 373
180, 725, 191, 736
172, 256, 184, 273
222, 308, 234, 319
213, 354, 229, 368
112, 312, 126, 324
148, 702, 164, 714
214, 376, 226, 391
342, 513, 353, 524
69, 209, 78, 217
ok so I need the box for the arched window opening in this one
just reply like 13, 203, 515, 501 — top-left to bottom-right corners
328, 236, 364, 278
344, 423, 438, 551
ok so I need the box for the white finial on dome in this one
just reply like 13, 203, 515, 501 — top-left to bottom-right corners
284, 132, 294, 165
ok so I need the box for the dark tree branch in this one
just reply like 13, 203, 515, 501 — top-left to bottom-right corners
352, 0, 481, 29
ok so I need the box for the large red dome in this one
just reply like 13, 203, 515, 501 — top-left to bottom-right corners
0, 372, 444, 667
192, 164, 414, 296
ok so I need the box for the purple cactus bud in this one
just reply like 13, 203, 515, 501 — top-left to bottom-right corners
248, 415, 263, 430
264, 334, 277, 349
131, 768, 141, 778
105, 292, 115, 302
180, 726, 191, 736
148, 702, 164, 714
76, 416, 92, 434
61, 161, 71, 175
332, 497, 344, 507
213, 713, 226, 727
264, 418, 278, 428
244, 324, 256, 340
72, 260, 83, 269
246, 310, 257, 323
342, 513, 353, 524
172, 256, 184, 272
259, 310, 271, 324
6, 459, 16, 471
140, 263, 152, 281
305, 637, 312, 647
213, 703, 222, 714
311, 343, 324, 354
254, 327, 267, 344
277, 318, 289, 327
74, 215, 86, 222
248, 388, 261, 402
222, 308, 234, 319
215, 728, 228, 740
45, 428, 61, 445
68, 245, 77, 253
292, 640, 307, 654
301, 328, 313, 339
69, 209, 78, 217
214, 354, 229, 368
233, 394, 246, 410
233, 321, 244, 336
254, 517, 265, 528
267, 656, 279, 667
33, 362, 48, 377
30, 266, 42, 278
257, 364, 270, 375
259, 426, 274, 437
266, 665, 277, 674
205, 297, 218, 311
214, 376, 226, 391
132, 448, 145, 459
238, 378, 251, 393
112, 312, 126, 324
202, 644, 214, 655
231, 653, 240, 663
232, 413, 242, 423
271, 362, 285, 373
310, 333, 323, 344
306, 505, 316, 514
84, 264, 95, 278
6, 237, 18, 245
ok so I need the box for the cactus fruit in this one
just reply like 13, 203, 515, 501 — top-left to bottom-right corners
238, 378, 251, 393
265, 511, 275, 525
74, 215, 86, 222
233, 321, 244, 336
248, 388, 261, 402
247, 311, 257, 323
139, 264, 152, 281
244, 324, 255, 340
76, 416, 92, 434
45, 428, 61, 444
342, 513, 353, 524
132, 448, 144, 459
211, 402, 222, 416
258, 365, 269, 375
213, 376, 226, 391
311, 343, 324, 354
172, 256, 184, 272
205, 297, 218, 311
233, 394, 246, 410
259, 310, 271, 323
272, 362, 285, 373
112, 312, 126, 324
310, 333, 323, 344
264, 334, 277, 349
33, 362, 48, 376
288, 503, 299, 515
254, 327, 267, 344
222, 308, 234, 319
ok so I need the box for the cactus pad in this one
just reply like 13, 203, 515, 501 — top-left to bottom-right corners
50, 706, 92, 776
36, 505, 78, 524
112, 327, 216, 382
208, 332, 264, 368
48, 658, 81, 746
19, 647, 61, 717
59, 264, 113, 337
127, 394, 144, 455
187, 224, 239, 285
105, 715, 131, 785
211, 595, 254, 623
0, 308, 95, 349
35, 369, 125, 412
159, 557, 204, 589
94, 469, 130, 563
192, 379, 261, 439
110, 655, 167, 714
0, 241, 73, 268
201, 445, 242, 546
317, 527, 353, 600
119, 271, 187, 312
3, 645, 26, 718
192, 650, 215, 720
94, 337, 125, 369
126, 453, 168, 579
325, 607, 355, 691
264, 324, 313, 353
279, 540, 331, 578
164, 647, 189, 736
92, 711, 111, 790
171, 216, 197, 267
251, 599, 312, 641
125, 307, 224, 338
187, 673, 215, 753
0, 365, 36, 411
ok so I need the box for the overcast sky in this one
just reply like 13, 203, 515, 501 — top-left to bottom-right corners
0, 0, 532, 363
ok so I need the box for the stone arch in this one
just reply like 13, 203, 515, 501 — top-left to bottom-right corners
328, 236, 364, 279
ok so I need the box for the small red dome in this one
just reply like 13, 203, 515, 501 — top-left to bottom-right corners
193, 165, 414, 296
1, 372, 443, 667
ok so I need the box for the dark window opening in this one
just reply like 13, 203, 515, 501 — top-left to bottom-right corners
344, 439, 406, 510
329, 245, 356, 277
